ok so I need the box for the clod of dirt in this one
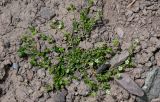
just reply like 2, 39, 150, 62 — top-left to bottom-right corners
26, 70, 34, 81
132, 68, 144, 79
52, 89, 68, 102
115, 27, 124, 38
32, 91, 43, 101
17, 75, 24, 82
104, 95, 115, 102
115, 73, 144, 97
0, 40, 4, 53
37, 69, 46, 79
15, 86, 30, 101
110, 50, 129, 68
77, 81, 90, 96
3, 59, 12, 65
79, 41, 93, 50
155, 51, 160, 66
66, 82, 78, 102
0, 64, 5, 80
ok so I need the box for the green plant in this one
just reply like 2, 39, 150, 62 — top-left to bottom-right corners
29, 26, 37, 35
17, 35, 36, 57
51, 19, 64, 29
112, 38, 120, 47
45, 84, 53, 92
80, 8, 96, 36
18, 1, 134, 94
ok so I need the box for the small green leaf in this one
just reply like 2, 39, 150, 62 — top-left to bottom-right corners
29, 26, 37, 35
66, 69, 70, 74
95, 59, 100, 64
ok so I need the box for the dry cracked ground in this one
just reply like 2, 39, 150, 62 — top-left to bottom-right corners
0, 0, 160, 102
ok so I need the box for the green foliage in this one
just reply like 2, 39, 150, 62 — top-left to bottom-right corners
112, 38, 120, 47
17, 35, 36, 57
45, 84, 53, 92
80, 8, 96, 36
72, 19, 79, 33
29, 26, 37, 35
84, 78, 98, 91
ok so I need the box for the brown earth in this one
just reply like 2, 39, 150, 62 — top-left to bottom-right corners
0, 0, 160, 102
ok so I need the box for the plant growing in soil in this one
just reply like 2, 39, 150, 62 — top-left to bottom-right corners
18, 0, 134, 94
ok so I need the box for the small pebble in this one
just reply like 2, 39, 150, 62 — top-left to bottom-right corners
4, 41, 10, 48
17, 75, 24, 82
37, 69, 46, 78
28, 88, 34, 94
12, 63, 19, 70
96, 63, 111, 74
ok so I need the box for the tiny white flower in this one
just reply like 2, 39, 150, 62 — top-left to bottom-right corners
106, 89, 111, 95
89, 62, 94, 66
95, 59, 100, 63
116, 73, 121, 79
118, 66, 123, 71
125, 59, 130, 65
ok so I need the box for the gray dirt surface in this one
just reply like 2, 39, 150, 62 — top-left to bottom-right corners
0, 0, 160, 102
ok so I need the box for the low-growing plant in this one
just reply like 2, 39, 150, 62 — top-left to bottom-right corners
51, 19, 64, 29
18, 1, 134, 94
112, 38, 120, 47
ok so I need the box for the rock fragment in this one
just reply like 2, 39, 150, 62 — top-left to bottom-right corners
12, 63, 19, 70
39, 7, 56, 20
110, 50, 129, 68
115, 73, 144, 96
77, 81, 90, 96
142, 67, 158, 92
155, 51, 160, 66
135, 79, 145, 87
96, 63, 111, 74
